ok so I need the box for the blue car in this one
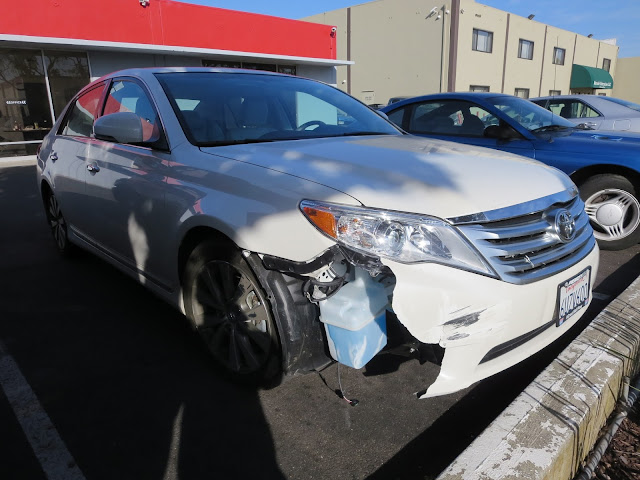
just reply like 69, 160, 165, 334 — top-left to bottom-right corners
381, 93, 640, 250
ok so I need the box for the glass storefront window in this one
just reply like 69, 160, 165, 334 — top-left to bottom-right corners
278, 65, 297, 75
242, 62, 277, 72
202, 59, 242, 69
0, 48, 52, 154
44, 50, 90, 119
202, 59, 297, 76
0, 48, 89, 157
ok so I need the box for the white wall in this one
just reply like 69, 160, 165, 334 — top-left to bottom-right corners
88, 51, 202, 80
296, 65, 337, 86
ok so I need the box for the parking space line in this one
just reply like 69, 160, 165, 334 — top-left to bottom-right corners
0, 341, 86, 480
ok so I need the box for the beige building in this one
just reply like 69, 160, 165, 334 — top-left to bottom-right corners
305, 0, 619, 105
613, 57, 640, 103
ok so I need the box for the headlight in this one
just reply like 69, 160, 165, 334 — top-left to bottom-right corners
300, 200, 496, 277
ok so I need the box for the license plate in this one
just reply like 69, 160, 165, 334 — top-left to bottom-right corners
556, 267, 591, 327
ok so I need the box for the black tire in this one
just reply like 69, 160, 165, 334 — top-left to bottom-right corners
44, 190, 75, 257
579, 174, 640, 251
183, 240, 282, 384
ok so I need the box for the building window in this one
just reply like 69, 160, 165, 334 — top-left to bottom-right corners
514, 88, 530, 99
602, 58, 611, 72
552, 47, 565, 65
470, 85, 490, 92
242, 62, 277, 72
518, 39, 534, 60
0, 48, 88, 157
472, 29, 493, 53
549, 90, 561, 96
44, 50, 90, 118
203, 59, 295, 76
202, 60, 241, 69
278, 65, 297, 76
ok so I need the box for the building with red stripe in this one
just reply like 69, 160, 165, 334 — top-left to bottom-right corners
0, 0, 347, 158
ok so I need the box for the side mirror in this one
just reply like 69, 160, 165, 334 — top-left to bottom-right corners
484, 123, 521, 140
94, 112, 144, 144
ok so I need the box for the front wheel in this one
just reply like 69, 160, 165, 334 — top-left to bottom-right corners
579, 174, 640, 250
183, 241, 281, 384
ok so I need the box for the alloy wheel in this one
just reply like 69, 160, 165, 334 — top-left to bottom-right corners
192, 259, 273, 375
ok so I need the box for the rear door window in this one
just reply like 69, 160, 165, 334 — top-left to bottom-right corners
548, 100, 600, 119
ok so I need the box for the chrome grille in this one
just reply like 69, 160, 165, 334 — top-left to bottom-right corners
454, 191, 596, 285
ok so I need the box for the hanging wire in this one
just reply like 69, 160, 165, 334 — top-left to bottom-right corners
337, 363, 359, 406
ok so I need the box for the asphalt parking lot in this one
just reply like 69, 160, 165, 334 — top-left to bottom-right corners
1, 163, 639, 480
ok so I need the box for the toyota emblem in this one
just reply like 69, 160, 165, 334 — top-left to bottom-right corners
555, 210, 576, 242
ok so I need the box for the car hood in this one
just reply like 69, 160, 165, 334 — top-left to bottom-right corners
201, 135, 574, 220
535, 128, 640, 154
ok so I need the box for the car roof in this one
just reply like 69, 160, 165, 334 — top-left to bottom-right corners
380, 92, 512, 111
96, 66, 288, 81
532, 94, 601, 101
530, 94, 640, 116
79, 66, 309, 98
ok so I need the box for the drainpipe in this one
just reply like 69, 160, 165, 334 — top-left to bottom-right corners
574, 374, 640, 480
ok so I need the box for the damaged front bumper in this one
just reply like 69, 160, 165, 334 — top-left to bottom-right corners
384, 244, 599, 398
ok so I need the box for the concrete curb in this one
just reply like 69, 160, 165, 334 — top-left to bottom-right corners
0, 156, 37, 168
437, 275, 640, 480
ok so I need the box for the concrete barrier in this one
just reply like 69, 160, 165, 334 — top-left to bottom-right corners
437, 275, 640, 480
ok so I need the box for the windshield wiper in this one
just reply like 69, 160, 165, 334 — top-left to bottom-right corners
197, 137, 295, 147
197, 131, 394, 147
531, 125, 571, 133
338, 131, 395, 137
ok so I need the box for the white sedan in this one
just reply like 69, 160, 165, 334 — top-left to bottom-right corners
37, 68, 598, 397
532, 94, 640, 132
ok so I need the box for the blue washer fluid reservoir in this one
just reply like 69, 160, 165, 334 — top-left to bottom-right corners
319, 267, 389, 369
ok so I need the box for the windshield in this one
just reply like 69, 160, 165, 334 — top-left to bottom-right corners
603, 96, 640, 113
156, 71, 400, 146
486, 95, 576, 132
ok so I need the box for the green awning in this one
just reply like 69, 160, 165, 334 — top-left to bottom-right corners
570, 64, 613, 89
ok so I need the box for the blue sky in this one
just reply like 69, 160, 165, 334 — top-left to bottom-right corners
181, 0, 640, 57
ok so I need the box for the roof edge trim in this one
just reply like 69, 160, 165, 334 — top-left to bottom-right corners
0, 34, 354, 67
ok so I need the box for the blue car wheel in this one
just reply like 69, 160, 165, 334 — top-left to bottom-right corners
580, 174, 640, 250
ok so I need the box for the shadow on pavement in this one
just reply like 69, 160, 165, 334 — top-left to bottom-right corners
0, 165, 285, 479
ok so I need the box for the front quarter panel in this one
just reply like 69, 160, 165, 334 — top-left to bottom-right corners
165, 144, 356, 266
532, 135, 640, 178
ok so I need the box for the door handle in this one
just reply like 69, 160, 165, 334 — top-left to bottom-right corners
86, 163, 100, 173
49, 153, 58, 162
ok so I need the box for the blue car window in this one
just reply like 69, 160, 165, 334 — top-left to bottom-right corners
407, 100, 491, 137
